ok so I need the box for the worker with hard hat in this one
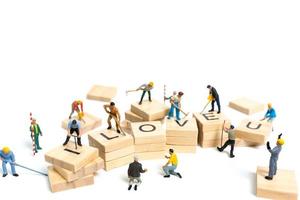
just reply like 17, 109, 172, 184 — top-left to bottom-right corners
137, 82, 154, 105
0, 147, 19, 177
262, 103, 276, 122
69, 100, 84, 120
265, 133, 284, 180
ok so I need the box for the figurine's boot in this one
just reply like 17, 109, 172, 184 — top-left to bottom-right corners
63, 136, 71, 146
77, 137, 82, 146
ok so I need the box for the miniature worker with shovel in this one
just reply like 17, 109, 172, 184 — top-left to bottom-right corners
104, 102, 123, 134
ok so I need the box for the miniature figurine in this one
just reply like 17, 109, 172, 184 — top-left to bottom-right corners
165, 91, 184, 120
163, 149, 182, 178
207, 85, 221, 113
262, 103, 276, 122
63, 119, 82, 146
217, 125, 236, 158
104, 102, 122, 134
69, 100, 84, 120
0, 147, 19, 177
265, 133, 284, 180
30, 118, 43, 153
127, 156, 147, 191
126, 82, 154, 105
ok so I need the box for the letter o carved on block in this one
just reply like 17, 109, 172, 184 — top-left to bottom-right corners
139, 124, 156, 132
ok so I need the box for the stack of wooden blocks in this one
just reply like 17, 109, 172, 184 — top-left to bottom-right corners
88, 129, 134, 171
45, 143, 103, 192
125, 100, 169, 122
166, 118, 198, 153
131, 121, 166, 160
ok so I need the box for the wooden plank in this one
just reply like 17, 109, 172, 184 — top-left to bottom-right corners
104, 154, 134, 171
166, 118, 198, 138
130, 100, 169, 121
166, 136, 198, 146
229, 97, 265, 115
256, 166, 298, 200
135, 151, 165, 160
125, 110, 144, 122
98, 145, 134, 161
135, 143, 166, 153
86, 84, 117, 102
166, 145, 197, 153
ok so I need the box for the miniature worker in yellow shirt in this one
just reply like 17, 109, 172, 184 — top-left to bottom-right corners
162, 149, 182, 178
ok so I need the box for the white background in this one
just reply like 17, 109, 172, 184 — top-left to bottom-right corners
0, 0, 299, 199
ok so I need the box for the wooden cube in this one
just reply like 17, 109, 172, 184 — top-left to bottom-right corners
135, 143, 166, 153
229, 97, 265, 115
53, 157, 104, 182
193, 112, 231, 148
125, 110, 144, 122
236, 119, 272, 144
98, 146, 134, 161
130, 121, 166, 145
131, 100, 169, 121
104, 154, 134, 171
45, 143, 98, 172
135, 151, 165, 160
48, 166, 94, 193
256, 166, 298, 200
166, 145, 197, 153
86, 84, 117, 102
62, 113, 101, 134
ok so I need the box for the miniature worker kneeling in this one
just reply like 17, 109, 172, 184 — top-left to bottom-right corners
163, 149, 182, 178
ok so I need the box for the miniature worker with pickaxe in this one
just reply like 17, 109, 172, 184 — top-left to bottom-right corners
165, 91, 185, 121
63, 119, 82, 146
126, 82, 154, 105
104, 102, 122, 134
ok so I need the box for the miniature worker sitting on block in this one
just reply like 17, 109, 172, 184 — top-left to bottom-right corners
69, 100, 84, 121
104, 102, 121, 134
207, 85, 221, 114
30, 118, 43, 152
217, 125, 236, 158
63, 119, 82, 147
127, 156, 147, 191
166, 91, 184, 121
0, 147, 19, 177
265, 133, 284, 180
163, 149, 182, 178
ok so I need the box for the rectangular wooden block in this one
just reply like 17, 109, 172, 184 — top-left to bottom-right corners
166, 136, 198, 146
135, 143, 166, 153
256, 166, 298, 200
135, 151, 165, 160
130, 121, 166, 145
166, 118, 198, 138
166, 145, 197, 153
88, 129, 134, 153
54, 157, 104, 182
98, 145, 134, 161
104, 154, 134, 171
229, 97, 265, 115
62, 113, 102, 134
45, 143, 98, 172
86, 84, 117, 102
236, 119, 272, 144
48, 166, 94, 193
131, 100, 169, 121
125, 110, 144, 122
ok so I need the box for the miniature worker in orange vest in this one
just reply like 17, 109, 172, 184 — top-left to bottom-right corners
104, 102, 121, 134
69, 100, 84, 121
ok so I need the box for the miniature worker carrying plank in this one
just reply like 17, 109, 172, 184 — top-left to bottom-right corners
165, 91, 186, 120
207, 85, 221, 114
104, 102, 122, 134
126, 82, 154, 105
69, 100, 85, 122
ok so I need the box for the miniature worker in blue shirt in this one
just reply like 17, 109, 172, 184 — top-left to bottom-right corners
265, 133, 284, 180
166, 91, 184, 121
0, 147, 19, 177
262, 103, 276, 122
63, 119, 82, 146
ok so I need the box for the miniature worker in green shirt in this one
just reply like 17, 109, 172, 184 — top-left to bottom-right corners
30, 118, 43, 153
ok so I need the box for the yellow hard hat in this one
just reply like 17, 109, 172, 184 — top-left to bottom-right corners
268, 103, 272, 108
277, 139, 284, 145
148, 82, 154, 87
78, 112, 84, 120
2, 147, 10, 154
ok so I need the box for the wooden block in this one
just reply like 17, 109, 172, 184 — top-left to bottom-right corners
88, 129, 134, 153
86, 84, 117, 102
135, 143, 166, 153
104, 154, 134, 171
166, 136, 198, 146
45, 143, 98, 172
166, 145, 197, 153
200, 139, 222, 148
48, 166, 94, 193
236, 119, 272, 144
135, 151, 165, 160
166, 118, 198, 138
125, 110, 144, 122
229, 97, 265, 115
62, 113, 101, 133
131, 100, 169, 121
256, 166, 298, 200
130, 121, 166, 144
54, 157, 104, 182
98, 146, 134, 161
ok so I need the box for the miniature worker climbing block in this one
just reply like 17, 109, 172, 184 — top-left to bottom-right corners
131, 121, 166, 160
88, 129, 134, 171
166, 118, 198, 153
229, 97, 265, 115
87, 84, 117, 102
256, 167, 298, 200
193, 112, 231, 148
235, 119, 272, 144
45, 142, 98, 172
62, 113, 102, 134
130, 100, 169, 121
